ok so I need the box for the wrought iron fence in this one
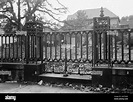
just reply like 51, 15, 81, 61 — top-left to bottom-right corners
42, 30, 93, 63
0, 28, 133, 74
93, 28, 133, 67
110, 28, 133, 67
0, 33, 26, 62
42, 30, 93, 74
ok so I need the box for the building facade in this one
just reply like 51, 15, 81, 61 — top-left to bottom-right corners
66, 8, 120, 29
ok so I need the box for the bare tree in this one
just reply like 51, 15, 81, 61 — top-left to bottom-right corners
0, 0, 68, 31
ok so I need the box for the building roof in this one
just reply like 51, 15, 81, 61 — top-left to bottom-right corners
67, 8, 119, 20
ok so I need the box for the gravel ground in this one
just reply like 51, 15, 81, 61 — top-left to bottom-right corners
1, 81, 133, 93
0, 82, 93, 93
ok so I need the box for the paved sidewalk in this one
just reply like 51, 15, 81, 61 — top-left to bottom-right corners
0, 83, 93, 93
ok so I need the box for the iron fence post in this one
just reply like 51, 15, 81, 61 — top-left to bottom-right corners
25, 35, 29, 64
40, 35, 43, 64
92, 30, 98, 66
63, 33, 68, 77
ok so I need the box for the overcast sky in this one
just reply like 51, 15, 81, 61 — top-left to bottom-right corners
58, 0, 133, 19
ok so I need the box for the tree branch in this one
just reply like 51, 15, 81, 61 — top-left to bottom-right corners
36, 8, 75, 28
39, 7, 60, 15
37, 9, 75, 28
31, 0, 42, 14
45, 0, 68, 13
45, 0, 53, 8
8, 0, 17, 20
36, 9, 65, 23
25, 0, 31, 12
56, 0, 67, 10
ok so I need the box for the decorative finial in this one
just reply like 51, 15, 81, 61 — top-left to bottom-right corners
100, 7, 104, 17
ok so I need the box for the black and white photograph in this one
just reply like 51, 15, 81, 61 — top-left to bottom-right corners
0, 0, 133, 101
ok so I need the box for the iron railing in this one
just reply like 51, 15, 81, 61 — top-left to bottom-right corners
0, 33, 26, 62
0, 28, 133, 74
